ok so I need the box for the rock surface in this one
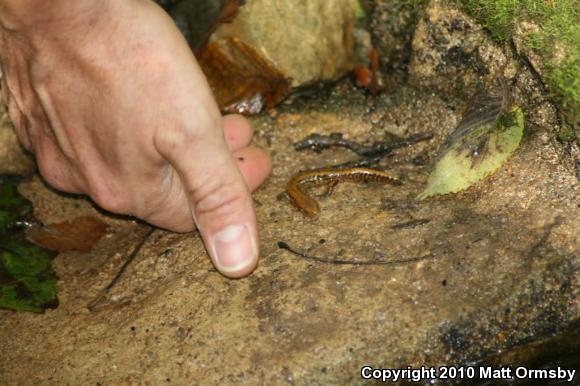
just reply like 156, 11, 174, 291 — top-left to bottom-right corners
1, 83, 577, 384
211, 0, 358, 86
163, 0, 359, 113
408, 0, 516, 97
369, 0, 420, 69
0, 1, 578, 384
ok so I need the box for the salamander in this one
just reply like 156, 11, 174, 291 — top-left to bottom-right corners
286, 167, 401, 217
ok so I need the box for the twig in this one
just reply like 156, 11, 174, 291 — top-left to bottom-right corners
527, 216, 562, 259
87, 226, 154, 312
277, 241, 435, 266
391, 219, 431, 229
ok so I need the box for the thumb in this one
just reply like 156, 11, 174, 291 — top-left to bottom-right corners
156, 122, 259, 278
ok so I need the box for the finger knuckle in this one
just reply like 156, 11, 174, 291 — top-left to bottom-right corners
155, 114, 221, 156
155, 125, 197, 155
192, 177, 247, 219
36, 160, 58, 188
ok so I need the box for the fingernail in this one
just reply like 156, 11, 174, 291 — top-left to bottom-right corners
212, 224, 256, 274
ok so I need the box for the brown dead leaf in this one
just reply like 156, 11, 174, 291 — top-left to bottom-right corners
26, 216, 108, 252
353, 48, 383, 96
198, 37, 292, 115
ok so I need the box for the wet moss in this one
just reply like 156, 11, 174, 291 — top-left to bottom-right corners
557, 124, 577, 143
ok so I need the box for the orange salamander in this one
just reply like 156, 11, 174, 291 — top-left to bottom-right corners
286, 167, 401, 217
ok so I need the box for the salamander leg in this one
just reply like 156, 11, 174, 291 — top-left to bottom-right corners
324, 180, 339, 196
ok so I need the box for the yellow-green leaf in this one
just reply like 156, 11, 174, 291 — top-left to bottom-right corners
418, 107, 524, 200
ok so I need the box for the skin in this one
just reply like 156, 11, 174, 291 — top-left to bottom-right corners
0, 0, 272, 278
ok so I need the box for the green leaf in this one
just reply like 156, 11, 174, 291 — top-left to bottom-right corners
418, 107, 524, 200
0, 175, 59, 313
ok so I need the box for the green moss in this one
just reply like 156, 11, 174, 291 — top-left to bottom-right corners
460, 0, 579, 120
398, 0, 430, 4
557, 124, 577, 143
461, 0, 520, 41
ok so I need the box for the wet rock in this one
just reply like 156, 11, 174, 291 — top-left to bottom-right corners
153, 0, 182, 10
0, 76, 578, 385
458, 0, 578, 135
211, 0, 358, 86
0, 2, 577, 383
512, 19, 579, 138
369, 0, 423, 69
408, 0, 516, 97
166, 0, 239, 53
512, 20, 545, 79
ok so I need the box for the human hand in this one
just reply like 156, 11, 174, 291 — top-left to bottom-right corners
0, 0, 271, 277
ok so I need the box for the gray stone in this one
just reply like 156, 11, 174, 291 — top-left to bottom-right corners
408, 0, 516, 97
370, 0, 422, 69
212, 0, 358, 86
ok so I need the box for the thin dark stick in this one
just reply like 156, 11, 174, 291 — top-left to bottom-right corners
527, 216, 562, 259
87, 226, 154, 311
277, 241, 435, 266
391, 219, 431, 229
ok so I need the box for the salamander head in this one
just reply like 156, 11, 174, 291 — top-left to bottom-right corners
287, 185, 320, 217
298, 196, 320, 217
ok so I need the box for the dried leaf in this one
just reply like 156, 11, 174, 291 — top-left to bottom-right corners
198, 37, 292, 115
354, 66, 373, 87
26, 216, 108, 252
353, 48, 383, 95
